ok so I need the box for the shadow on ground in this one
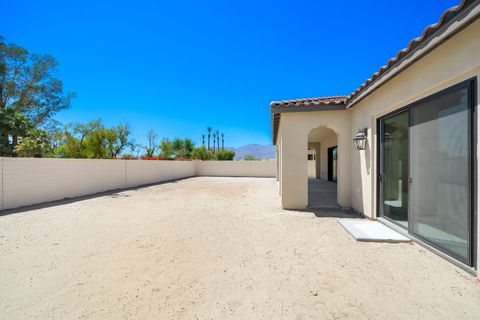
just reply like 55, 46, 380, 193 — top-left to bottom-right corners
0, 179, 183, 217
298, 207, 363, 219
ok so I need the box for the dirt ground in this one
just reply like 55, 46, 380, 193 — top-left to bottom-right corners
1, 177, 480, 320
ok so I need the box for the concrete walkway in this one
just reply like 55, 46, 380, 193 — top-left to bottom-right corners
308, 178, 338, 208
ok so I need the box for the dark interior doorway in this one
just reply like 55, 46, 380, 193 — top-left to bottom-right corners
327, 146, 337, 182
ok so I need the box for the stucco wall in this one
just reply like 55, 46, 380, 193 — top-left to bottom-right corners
195, 160, 276, 177
125, 160, 195, 187
278, 110, 351, 209
349, 17, 480, 219
2, 158, 128, 210
275, 16, 480, 272
0, 159, 275, 210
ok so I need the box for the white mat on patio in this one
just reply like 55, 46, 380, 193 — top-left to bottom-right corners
338, 219, 411, 242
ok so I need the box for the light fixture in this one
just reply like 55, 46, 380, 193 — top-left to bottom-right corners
353, 128, 368, 151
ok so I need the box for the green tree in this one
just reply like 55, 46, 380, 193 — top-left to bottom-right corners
14, 128, 52, 157
103, 123, 131, 158
171, 137, 185, 158
84, 127, 107, 159
221, 133, 224, 150
215, 130, 220, 151
183, 138, 195, 158
159, 138, 173, 158
54, 120, 101, 158
0, 107, 31, 155
0, 36, 75, 126
201, 134, 205, 147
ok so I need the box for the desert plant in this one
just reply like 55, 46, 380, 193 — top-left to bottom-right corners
243, 154, 257, 161
215, 149, 235, 161
192, 146, 215, 160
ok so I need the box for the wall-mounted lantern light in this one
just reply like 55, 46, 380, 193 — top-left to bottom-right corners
353, 128, 368, 151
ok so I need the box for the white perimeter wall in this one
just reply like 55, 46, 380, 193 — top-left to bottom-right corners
0, 158, 275, 210
195, 160, 275, 177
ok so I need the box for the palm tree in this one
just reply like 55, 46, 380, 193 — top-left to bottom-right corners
207, 127, 212, 150
212, 133, 216, 152
215, 130, 220, 151
221, 133, 224, 150
201, 134, 205, 147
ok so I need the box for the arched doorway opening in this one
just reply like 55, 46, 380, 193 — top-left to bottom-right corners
307, 126, 338, 208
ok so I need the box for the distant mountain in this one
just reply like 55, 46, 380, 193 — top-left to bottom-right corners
230, 144, 275, 160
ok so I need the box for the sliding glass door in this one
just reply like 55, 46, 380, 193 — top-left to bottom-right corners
409, 84, 472, 264
378, 79, 475, 266
379, 111, 409, 227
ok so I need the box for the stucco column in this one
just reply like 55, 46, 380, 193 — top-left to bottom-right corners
336, 133, 351, 208
280, 130, 308, 209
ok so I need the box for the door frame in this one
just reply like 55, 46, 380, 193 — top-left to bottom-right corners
375, 77, 477, 268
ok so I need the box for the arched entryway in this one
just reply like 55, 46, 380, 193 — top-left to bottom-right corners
307, 126, 339, 208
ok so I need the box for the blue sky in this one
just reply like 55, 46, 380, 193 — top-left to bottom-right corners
1, 0, 458, 148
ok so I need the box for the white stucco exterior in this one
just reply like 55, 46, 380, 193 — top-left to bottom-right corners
272, 8, 480, 271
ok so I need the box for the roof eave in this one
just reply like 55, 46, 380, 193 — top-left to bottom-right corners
346, 0, 480, 109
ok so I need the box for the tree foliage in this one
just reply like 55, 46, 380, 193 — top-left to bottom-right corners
0, 36, 75, 127
159, 138, 173, 158
54, 119, 132, 159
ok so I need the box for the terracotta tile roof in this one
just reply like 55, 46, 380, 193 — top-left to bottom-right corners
270, 95, 348, 108
346, 0, 477, 105
270, 0, 478, 111
270, 0, 479, 143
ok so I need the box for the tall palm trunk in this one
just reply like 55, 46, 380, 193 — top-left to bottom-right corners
213, 133, 216, 152
207, 127, 212, 150
221, 133, 224, 150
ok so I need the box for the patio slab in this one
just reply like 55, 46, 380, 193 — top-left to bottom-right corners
338, 218, 411, 242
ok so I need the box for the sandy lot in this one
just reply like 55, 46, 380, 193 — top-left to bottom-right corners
1, 177, 479, 319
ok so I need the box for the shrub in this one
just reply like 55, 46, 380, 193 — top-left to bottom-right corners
121, 153, 136, 160
215, 149, 235, 161
192, 146, 215, 160
243, 154, 257, 161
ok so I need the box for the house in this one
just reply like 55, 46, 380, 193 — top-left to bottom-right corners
270, 0, 480, 273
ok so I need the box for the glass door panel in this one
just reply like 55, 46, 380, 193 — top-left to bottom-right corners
379, 111, 409, 227
409, 86, 471, 264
